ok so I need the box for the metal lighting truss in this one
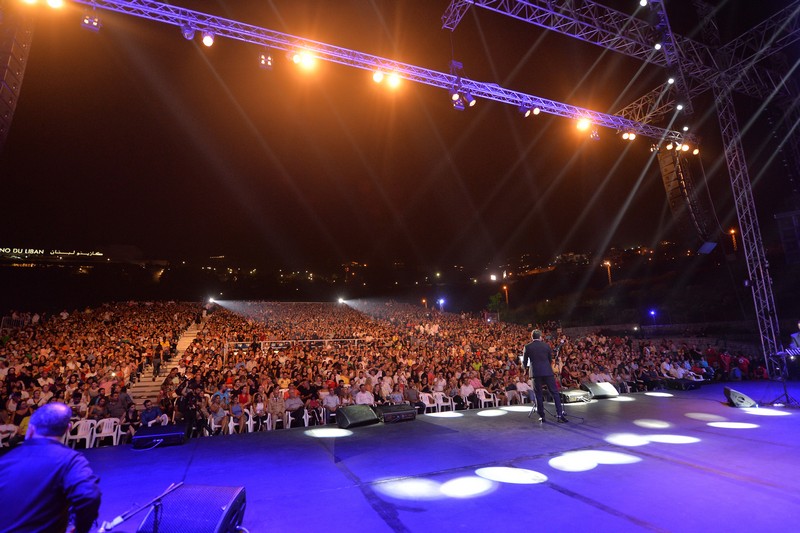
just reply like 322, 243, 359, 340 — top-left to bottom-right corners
442, 0, 794, 372
64, 0, 686, 141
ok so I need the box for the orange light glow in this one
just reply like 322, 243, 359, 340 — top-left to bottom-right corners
576, 118, 591, 131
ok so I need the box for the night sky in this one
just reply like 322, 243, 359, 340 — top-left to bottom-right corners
1, 1, 796, 270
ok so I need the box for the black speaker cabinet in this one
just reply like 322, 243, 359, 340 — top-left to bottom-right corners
336, 405, 380, 429
724, 387, 757, 408
375, 404, 417, 423
132, 423, 189, 449
581, 381, 619, 398
137, 484, 246, 533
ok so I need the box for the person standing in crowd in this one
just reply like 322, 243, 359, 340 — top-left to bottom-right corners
0, 402, 101, 533
522, 329, 567, 423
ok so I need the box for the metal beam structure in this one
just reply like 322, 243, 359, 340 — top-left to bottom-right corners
0, 6, 34, 152
442, 0, 794, 372
57, 0, 686, 142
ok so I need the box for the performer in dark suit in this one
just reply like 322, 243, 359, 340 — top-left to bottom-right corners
522, 330, 567, 423
790, 320, 800, 348
0, 403, 102, 533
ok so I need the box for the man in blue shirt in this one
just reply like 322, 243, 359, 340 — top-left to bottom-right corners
0, 403, 101, 533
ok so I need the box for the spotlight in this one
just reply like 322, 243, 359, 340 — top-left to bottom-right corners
21, 0, 37, 4
258, 52, 273, 70
666, 142, 674, 150
639, 0, 648, 6
520, 106, 532, 118
675, 143, 683, 151
654, 43, 662, 50
682, 126, 689, 132
386, 72, 401, 88
667, 77, 675, 85
676, 104, 684, 111
181, 24, 195, 40
462, 92, 476, 107
590, 129, 600, 141
201, 31, 214, 47
452, 98, 465, 111
622, 132, 636, 141
449, 88, 460, 102
576, 118, 591, 131
692, 148, 700, 155
532, 107, 540, 115
81, 14, 101, 32
46, 0, 64, 8
373, 71, 384, 83
681, 144, 689, 152
291, 50, 316, 70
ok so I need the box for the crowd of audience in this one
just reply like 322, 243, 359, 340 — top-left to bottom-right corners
1, 300, 766, 447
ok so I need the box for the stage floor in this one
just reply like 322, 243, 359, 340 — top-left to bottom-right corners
83, 381, 800, 533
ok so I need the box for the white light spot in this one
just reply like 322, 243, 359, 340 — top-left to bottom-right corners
476, 409, 508, 417
475, 467, 548, 484
605, 433, 650, 447
685, 412, 727, 422
645, 392, 674, 398
425, 411, 464, 418
549, 454, 598, 472
645, 434, 700, 444
440, 476, 496, 498
707, 422, 759, 429
374, 478, 442, 500
634, 419, 671, 429
741, 408, 791, 417
608, 396, 635, 402
304, 428, 353, 438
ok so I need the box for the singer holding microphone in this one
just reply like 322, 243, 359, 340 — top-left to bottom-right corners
522, 329, 568, 423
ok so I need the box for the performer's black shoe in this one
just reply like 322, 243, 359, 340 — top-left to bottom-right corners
556, 415, 568, 423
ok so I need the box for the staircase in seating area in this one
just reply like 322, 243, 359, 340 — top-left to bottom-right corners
130, 321, 202, 408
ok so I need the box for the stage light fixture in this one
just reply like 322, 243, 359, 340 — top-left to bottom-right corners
692, 148, 700, 155
590, 129, 600, 141
21, 0, 38, 5
201, 30, 214, 47
387, 72, 401, 88
258, 52, 273, 70
463, 92, 476, 107
373, 70, 384, 83
667, 77, 675, 84
532, 107, 540, 115
291, 50, 316, 70
452, 98, 465, 111
675, 143, 683, 151
639, 0, 648, 6
666, 142, 674, 150
46, 0, 64, 8
681, 144, 689, 152
682, 126, 689, 132
654, 42, 662, 50
622, 132, 636, 141
676, 103, 684, 111
449, 88, 460, 102
576, 118, 591, 131
520, 106, 532, 118
81, 14, 101, 32
181, 24, 195, 40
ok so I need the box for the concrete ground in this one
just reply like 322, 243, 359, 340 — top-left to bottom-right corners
83, 380, 800, 533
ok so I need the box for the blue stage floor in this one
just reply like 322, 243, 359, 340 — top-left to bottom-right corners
84, 381, 800, 532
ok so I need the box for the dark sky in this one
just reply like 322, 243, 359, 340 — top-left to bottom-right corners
1, 0, 796, 270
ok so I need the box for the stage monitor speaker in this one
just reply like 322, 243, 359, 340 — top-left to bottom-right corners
724, 387, 757, 408
581, 381, 619, 398
375, 404, 417, 423
137, 484, 246, 533
132, 423, 188, 449
336, 405, 380, 429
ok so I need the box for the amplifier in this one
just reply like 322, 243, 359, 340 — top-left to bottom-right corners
132, 423, 189, 449
560, 389, 590, 403
376, 404, 417, 423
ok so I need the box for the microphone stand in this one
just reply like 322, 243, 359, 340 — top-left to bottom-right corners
97, 482, 184, 533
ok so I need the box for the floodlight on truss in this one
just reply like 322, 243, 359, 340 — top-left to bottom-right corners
81, 13, 101, 31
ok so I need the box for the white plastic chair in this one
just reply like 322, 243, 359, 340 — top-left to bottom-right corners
208, 414, 229, 435
283, 409, 309, 429
433, 392, 455, 412
475, 388, 498, 408
66, 419, 96, 449
419, 392, 438, 413
93, 418, 122, 447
